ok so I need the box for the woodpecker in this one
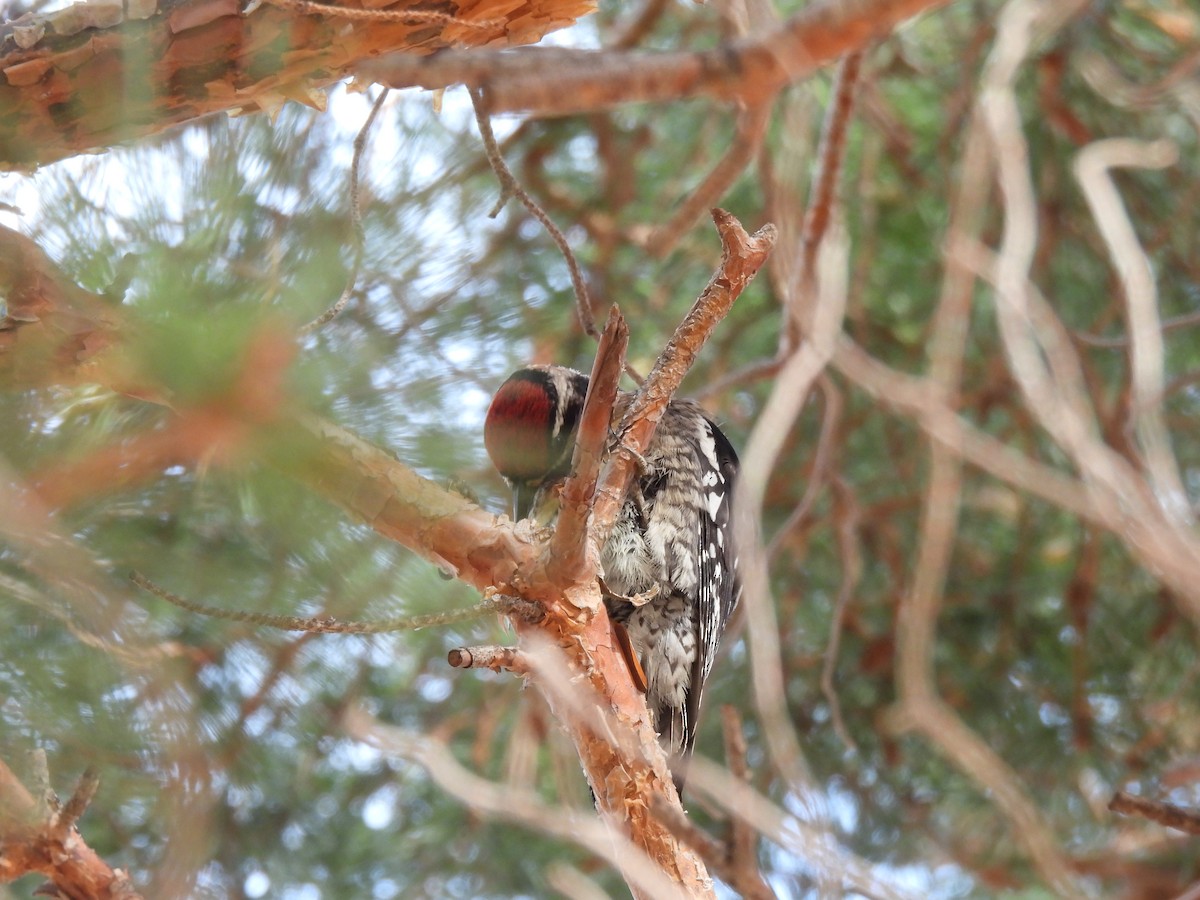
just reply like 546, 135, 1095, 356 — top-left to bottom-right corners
484, 365, 741, 780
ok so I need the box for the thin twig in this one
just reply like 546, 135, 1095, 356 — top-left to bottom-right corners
693, 355, 782, 400
766, 372, 842, 561
300, 88, 390, 335
346, 709, 690, 899
130, 571, 504, 634
469, 88, 600, 340
1109, 791, 1200, 836
720, 707, 774, 900
793, 52, 864, 319
1077, 46, 1200, 108
1071, 309, 1200, 348
821, 477, 861, 755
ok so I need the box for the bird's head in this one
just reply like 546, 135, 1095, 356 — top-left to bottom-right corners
483, 365, 589, 520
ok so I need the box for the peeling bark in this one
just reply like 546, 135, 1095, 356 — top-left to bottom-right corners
0, 758, 143, 900
0, 0, 595, 168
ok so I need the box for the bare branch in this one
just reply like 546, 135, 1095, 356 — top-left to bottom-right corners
646, 711, 774, 898
130, 571, 503, 633
290, 415, 540, 597
1109, 791, 1200, 836
720, 707, 774, 900
766, 373, 841, 561
831, 339, 1108, 524
300, 88, 390, 335
545, 863, 613, 900
821, 478, 861, 755
735, 214, 843, 822
593, 209, 776, 543
1074, 138, 1188, 524
471, 89, 599, 341
361, 0, 952, 117
55, 767, 100, 835
1071, 309, 1200, 349
548, 306, 629, 591
791, 51, 865, 333
345, 709, 692, 900
447, 645, 531, 675
687, 756, 919, 900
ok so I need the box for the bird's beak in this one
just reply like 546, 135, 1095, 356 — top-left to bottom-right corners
512, 481, 537, 521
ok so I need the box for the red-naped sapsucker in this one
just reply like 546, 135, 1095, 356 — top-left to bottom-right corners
483, 365, 741, 782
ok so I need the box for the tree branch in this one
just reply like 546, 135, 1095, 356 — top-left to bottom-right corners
592, 209, 776, 545
0, 0, 594, 169
345, 709, 692, 899
288, 414, 540, 597
471, 88, 602, 342
130, 570, 506, 633
361, 0, 952, 117
0, 756, 143, 899
447, 645, 532, 675
548, 306, 629, 593
1109, 791, 1200, 836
